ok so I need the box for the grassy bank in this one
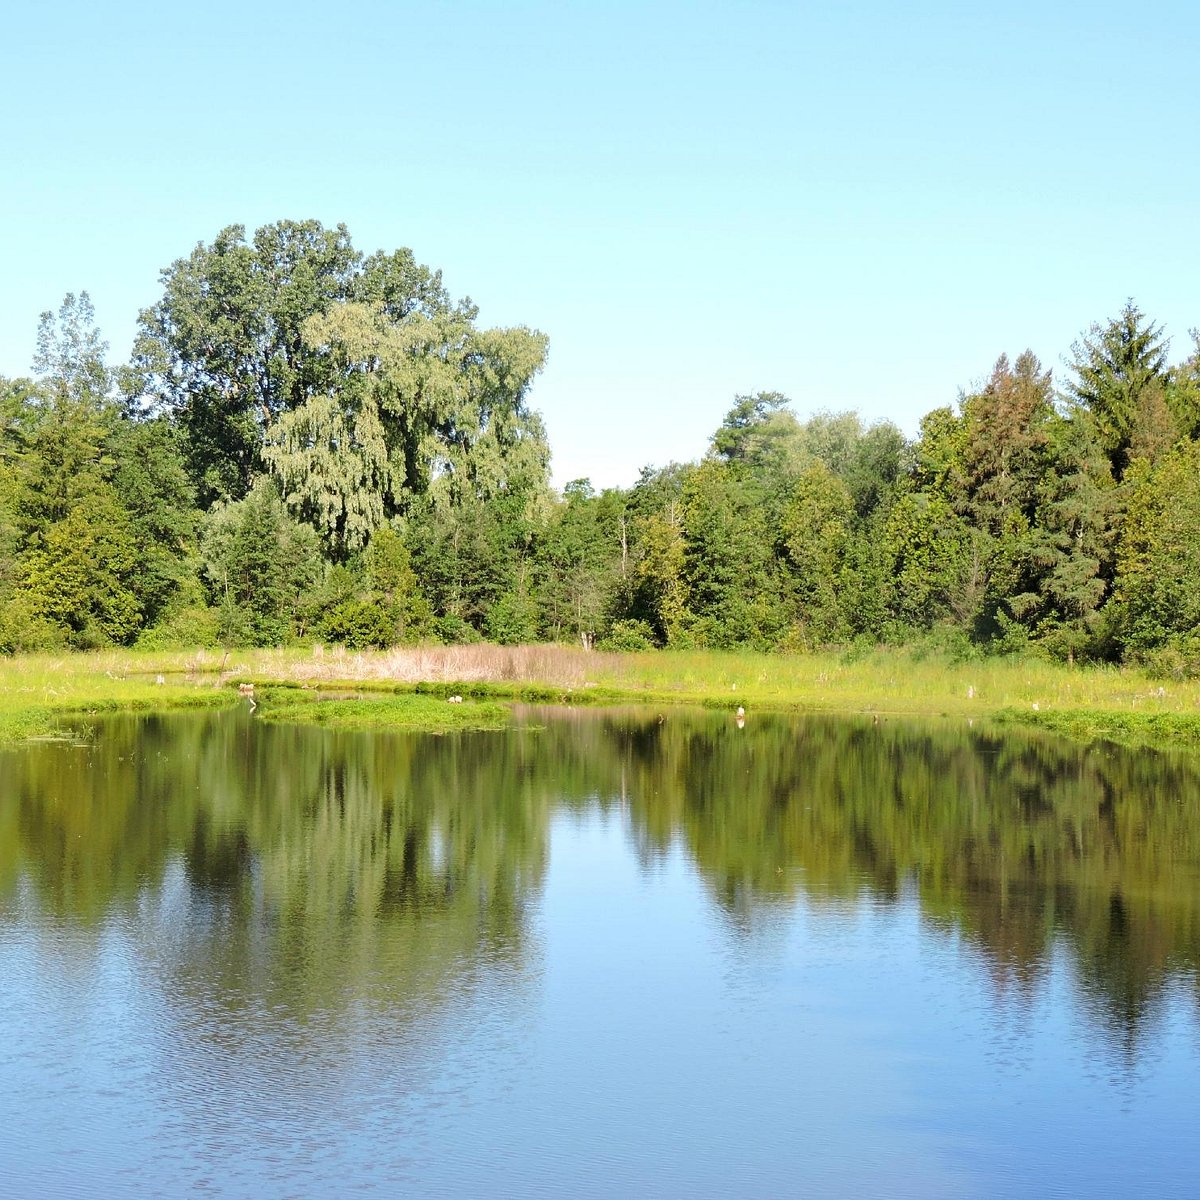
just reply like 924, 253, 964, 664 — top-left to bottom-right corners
997, 707, 1200, 754
0, 651, 236, 743
2, 644, 1198, 750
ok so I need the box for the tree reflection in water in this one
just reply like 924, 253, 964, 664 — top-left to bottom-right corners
1, 706, 1197, 1055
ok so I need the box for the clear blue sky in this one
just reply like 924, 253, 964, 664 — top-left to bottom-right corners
3, 0, 1198, 488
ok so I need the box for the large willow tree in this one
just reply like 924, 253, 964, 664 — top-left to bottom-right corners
130, 219, 550, 554
264, 301, 549, 555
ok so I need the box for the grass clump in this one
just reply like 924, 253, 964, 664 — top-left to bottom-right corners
999, 707, 1200, 755
254, 689, 511, 733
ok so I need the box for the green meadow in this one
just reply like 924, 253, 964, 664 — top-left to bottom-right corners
3, 644, 1198, 751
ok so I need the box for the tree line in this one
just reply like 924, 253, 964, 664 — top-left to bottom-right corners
2, 217, 1199, 667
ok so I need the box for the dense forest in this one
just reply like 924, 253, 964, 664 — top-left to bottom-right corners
3, 218, 1200, 668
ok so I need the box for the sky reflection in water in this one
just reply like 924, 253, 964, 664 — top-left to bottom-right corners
0, 707, 1197, 1197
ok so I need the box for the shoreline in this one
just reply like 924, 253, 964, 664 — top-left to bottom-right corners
2, 644, 1198, 752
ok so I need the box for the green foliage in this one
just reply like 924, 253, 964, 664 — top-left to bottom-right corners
535, 479, 624, 642
0, 298, 199, 650
1114, 440, 1200, 654
950, 352, 1062, 642
485, 587, 539, 645
33, 292, 111, 410
0, 595, 70, 653
110, 418, 197, 626
1165, 331, 1200, 440
678, 460, 787, 649
0, 379, 26, 608
13, 335, 117, 536
960, 352, 1053, 530
712, 398, 906, 521
1139, 632, 1200, 680
320, 599, 403, 649
1064, 300, 1171, 479
265, 303, 548, 555
19, 490, 144, 646
407, 487, 541, 636
780, 462, 855, 644
360, 525, 433, 643
130, 220, 371, 501
131, 221, 550, 558
630, 509, 689, 645
3, 236, 1197, 671
433, 614, 483, 645
834, 419, 907, 517
711, 391, 796, 467
298, 547, 434, 651
200, 482, 321, 645
882, 492, 971, 630
596, 619, 657, 651
135, 605, 222, 649
365, 525, 413, 596
1021, 413, 1115, 656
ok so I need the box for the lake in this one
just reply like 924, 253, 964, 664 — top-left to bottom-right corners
1, 705, 1198, 1197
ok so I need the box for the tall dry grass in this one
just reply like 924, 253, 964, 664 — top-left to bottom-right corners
270, 642, 617, 686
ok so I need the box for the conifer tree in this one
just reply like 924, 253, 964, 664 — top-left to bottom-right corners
1064, 301, 1169, 479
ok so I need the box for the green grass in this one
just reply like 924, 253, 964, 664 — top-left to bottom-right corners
3, 643, 1199, 751
0, 650, 236, 743
254, 688, 511, 733
194, 642, 1200, 713
998, 707, 1200, 754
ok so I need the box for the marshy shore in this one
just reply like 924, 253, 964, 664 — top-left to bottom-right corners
3, 644, 1199, 752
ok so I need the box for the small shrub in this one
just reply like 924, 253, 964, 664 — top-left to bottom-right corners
1142, 634, 1200, 680
0, 597, 69, 654
597, 619, 658, 652
321, 599, 399, 650
484, 592, 537, 646
837, 634, 878, 665
433, 614, 483, 645
215, 601, 258, 648
775, 624, 815, 655
137, 605, 223, 649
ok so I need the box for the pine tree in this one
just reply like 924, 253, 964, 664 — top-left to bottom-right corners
1064, 301, 1169, 480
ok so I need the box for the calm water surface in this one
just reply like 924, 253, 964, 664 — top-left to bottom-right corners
1, 706, 1198, 1197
